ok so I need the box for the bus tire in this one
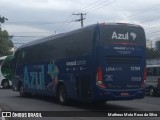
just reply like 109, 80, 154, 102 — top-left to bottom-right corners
57, 85, 68, 105
2, 79, 9, 89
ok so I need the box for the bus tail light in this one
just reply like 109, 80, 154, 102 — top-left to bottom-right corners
96, 66, 107, 89
141, 67, 146, 88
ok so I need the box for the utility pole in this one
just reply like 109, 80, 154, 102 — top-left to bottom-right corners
73, 13, 86, 27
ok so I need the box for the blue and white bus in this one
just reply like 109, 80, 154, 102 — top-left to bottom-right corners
12, 23, 146, 104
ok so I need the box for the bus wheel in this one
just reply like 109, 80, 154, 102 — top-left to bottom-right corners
2, 80, 9, 89
58, 85, 68, 105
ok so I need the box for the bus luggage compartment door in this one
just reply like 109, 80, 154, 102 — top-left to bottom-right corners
76, 74, 91, 98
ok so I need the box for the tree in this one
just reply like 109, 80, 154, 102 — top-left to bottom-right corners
146, 48, 160, 59
0, 16, 8, 23
0, 30, 13, 57
0, 16, 8, 31
0, 15, 13, 57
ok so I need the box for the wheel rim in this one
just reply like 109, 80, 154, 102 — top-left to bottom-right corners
3, 81, 9, 88
20, 86, 24, 96
59, 86, 65, 103
149, 89, 154, 96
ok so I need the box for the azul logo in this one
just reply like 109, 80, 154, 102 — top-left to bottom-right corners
111, 31, 137, 40
130, 32, 137, 40
24, 65, 45, 90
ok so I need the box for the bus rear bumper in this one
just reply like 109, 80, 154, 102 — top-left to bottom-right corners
94, 89, 145, 101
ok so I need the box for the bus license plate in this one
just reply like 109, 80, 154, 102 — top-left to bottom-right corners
121, 92, 129, 96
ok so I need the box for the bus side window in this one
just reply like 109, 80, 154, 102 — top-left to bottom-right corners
0, 60, 3, 65
148, 67, 160, 76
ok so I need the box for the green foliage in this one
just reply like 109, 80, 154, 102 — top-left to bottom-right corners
146, 48, 160, 59
0, 16, 8, 23
0, 15, 12, 57
0, 30, 13, 57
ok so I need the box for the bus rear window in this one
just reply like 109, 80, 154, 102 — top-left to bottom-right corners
100, 25, 146, 46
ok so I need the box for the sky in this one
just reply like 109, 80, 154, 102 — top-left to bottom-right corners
0, 0, 160, 48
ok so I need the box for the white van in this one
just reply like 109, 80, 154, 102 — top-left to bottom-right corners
0, 56, 12, 88
146, 65, 160, 96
